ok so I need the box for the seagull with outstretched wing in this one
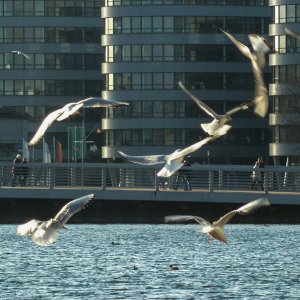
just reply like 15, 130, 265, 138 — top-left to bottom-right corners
17, 194, 95, 246
178, 81, 255, 136
220, 29, 270, 118
29, 97, 129, 146
10, 50, 30, 59
118, 135, 221, 177
165, 198, 270, 245
285, 27, 300, 40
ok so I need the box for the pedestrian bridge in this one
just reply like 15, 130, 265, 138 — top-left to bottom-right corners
1, 162, 300, 205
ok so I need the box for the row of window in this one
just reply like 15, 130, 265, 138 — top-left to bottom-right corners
0, 0, 102, 17
1, 53, 102, 70
274, 35, 300, 54
107, 72, 256, 90
0, 106, 104, 122
273, 65, 300, 84
105, 128, 266, 147
105, 44, 246, 63
0, 27, 102, 43
273, 5, 300, 24
106, 0, 267, 6
105, 100, 254, 118
273, 126, 300, 143
106, 16, 269, 35
0, 80, 103, 96
272, 95, 300, 114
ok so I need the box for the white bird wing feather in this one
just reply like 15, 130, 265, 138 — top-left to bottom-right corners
29, 108, 64, 145
285, 27, 300, 39
172, 136, 216, 161
178, 81, 219, 119
52, 194, 95, 228
17, 219, 41, 236
225, 99, 255, 116
248, 34, 270, 54
165, 215, 211, 226
79, 97, 130, 107
157, 161, 184, 177
214, 198, 270, 227
56, 102, 83, 121
118, 151, 167, 165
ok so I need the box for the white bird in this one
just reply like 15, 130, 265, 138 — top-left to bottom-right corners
10, 50, 30, 59
29, 97, 129, 146
165, 198, 270, 246
220, 29, 270, 118
178, 81, 254, 136
285, 27, 300, 39
118, 135, 220, 177
17, 194, 95, 246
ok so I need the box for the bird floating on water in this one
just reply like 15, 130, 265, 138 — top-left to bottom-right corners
29, 97, 129, 146
220, 29, 270, 118
17, 194, 95, 246
165, 198, 270, 246
10, 50, 30, 59
178, 81, 254, 136
118, 135, 221, 178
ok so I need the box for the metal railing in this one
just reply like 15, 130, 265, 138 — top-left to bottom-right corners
1, 162, 300, 194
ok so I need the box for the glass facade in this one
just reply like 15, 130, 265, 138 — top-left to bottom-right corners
101, 3, 270, 163
269, 1, 300, 165
0, 0, 104, 162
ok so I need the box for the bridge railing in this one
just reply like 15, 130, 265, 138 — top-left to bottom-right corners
1, 162, 300, 193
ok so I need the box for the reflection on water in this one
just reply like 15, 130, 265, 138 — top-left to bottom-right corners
1, 224, 299, 299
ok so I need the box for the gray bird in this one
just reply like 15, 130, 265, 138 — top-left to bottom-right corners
11, 50, 30, 59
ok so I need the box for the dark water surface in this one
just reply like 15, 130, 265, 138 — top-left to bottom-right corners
1, 224, 299, 299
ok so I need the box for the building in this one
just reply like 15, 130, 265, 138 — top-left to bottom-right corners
269, 1, 300, 166
101, 0, 271, 165
0, 1, 104, 162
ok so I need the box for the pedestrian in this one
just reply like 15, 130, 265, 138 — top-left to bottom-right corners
173, 158, 191, 191
11, 154, 22, 187
251, 157, 264, 190
21, 157, 29, 186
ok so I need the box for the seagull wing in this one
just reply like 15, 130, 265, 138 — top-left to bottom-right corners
52, 194, 95, 228
79, 97, 130, 107
178, 81, 219, 119
118, 151, 167, 165
285, 27, 300, 39
220, 29, 252, 59
165, 215, 211, 226
29, 108, 64, 145
248, 34, 270, 55
214, 198, 270, 227
157, 161, 184, 177
17, 219, 41, 236
225, 99, 255, 116
56, 102, 83, 121
172, 136, 217, 161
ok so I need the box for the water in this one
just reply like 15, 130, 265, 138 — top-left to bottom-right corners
1, 224, 299, 299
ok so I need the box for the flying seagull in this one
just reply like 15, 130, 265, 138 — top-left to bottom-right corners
285, 27, 300, 39
17, 194, 95, 246
10, 50, 30, 59
178, 81, 255, 136
165, 198, 270, 246
220, 29, 270, 118
118, 135, 221, 177
29, 97, 129, 146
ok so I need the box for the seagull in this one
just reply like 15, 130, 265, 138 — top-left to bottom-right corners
165, 198, 270, 246
10, 50, 30, 59
29, 97, 129, 146
220, 29, 270, 118
178, 81, 255, 136
118, 135, 220, 177
17, 194, 95, 246
285, 27, 300, 39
